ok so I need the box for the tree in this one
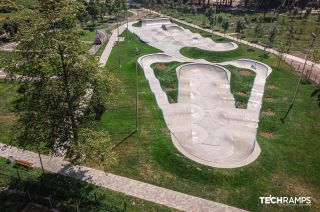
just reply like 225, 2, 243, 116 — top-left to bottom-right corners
217, 14, 223, 31
86, 0, 100, 29
267, 23, 278, 47
0, 0, 20, 13
244, 14, 251, 24
1, 18, 18, 37
235, 18, 246, 34
303, 7, 312, 19
254, 16, 264, 41
221, 17, 230, 34
10, 0, 115, 168
71, 128, 117, 172
286, 23, 296, 52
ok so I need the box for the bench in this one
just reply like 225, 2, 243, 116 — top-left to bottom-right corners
15, 160, 33, 170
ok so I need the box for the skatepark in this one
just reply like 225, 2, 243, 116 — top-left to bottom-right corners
130, 18, 272, 168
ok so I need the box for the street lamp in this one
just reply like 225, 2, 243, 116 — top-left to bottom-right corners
135, 47, 140, 131
281, 33, 317, 123
111, 47, 140, 150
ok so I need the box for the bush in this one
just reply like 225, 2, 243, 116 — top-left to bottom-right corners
0, 1, 19, 13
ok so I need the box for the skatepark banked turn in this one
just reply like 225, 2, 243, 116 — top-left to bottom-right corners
130, 18, 272, 168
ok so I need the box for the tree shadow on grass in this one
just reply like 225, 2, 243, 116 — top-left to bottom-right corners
1, 167, 125, 211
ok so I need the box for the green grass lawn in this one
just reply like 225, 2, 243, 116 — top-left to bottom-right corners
223, 65, 256, 108
0, 51, 19, 68
0, 157, 174, 212
80, 30, 96, 42
95, 41, 108, 57
0, 80, 18, 142
151, 62, 182, 103
132, 20, 142, 27
180, 45, 267, 63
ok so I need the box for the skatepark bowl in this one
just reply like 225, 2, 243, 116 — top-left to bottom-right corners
132, 19, 272, 168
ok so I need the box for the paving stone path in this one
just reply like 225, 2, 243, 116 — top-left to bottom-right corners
0, 143, 245, 212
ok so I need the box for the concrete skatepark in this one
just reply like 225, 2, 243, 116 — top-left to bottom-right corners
130, 18, 272, 168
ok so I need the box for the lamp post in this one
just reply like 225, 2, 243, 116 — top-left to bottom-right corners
135, 47, 140, 131
281, 33, 317, 123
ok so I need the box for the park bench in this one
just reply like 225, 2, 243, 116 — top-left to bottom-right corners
15, 159, 33, 170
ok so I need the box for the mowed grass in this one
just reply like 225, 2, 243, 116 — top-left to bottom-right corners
0, 157, 174, 212
132, 20, 142, 27
151, 62, 182, 103
180, 44, 265, 63
92, 28, 320, 211
80, 30, 96, 42
0, 51, 19, 68
0, 80, 18, 142
224, 65, 256, 108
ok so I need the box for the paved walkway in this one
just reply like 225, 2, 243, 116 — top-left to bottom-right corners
0, 143, 245, 212
99, 10, 138, 67
148, 9, 320, 84
99, 24, 127, 66
0, 42, 18, 52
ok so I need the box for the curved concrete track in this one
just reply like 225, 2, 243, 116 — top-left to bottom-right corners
133, 19, 272, 168
130, 19, 237, 62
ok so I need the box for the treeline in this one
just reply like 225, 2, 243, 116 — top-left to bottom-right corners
0, 0, 129, 40
142, 0, 320, 10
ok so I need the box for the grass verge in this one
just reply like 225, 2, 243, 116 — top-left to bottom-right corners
223, 65, 256, 108
151, 62, 182, 103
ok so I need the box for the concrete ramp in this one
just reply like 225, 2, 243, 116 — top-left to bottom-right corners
142, 18, 171, 27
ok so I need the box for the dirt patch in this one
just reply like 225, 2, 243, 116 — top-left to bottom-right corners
262, 131, 273, 138
236, 92, 247, 97
239, 70, 252, 76
156, 63, 167, 71
236, 102, 247, 109
267, 84, 278, 90
164, 86, 173, 91
263, 109, 275, 116
265, 97, 274, 103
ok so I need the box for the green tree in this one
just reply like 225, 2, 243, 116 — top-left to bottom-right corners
244, 13, 251, 24
286, 23, 296, 52
221, 17, 230, 34
235, 18, 246, 34
267, 23, 279, 47
1, 18, 18, 37
86, 0, 100, 29
254, 16, 264, 41
10, 0, 115, 168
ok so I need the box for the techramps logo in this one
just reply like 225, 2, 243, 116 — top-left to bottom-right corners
259, 195, 312, 206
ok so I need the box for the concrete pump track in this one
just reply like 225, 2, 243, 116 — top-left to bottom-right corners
130, 18, 272, 168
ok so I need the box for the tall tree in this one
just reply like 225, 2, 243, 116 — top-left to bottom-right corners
9, 0, 115, 166
267, 23, 279, 47
221, 17, 230, 34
